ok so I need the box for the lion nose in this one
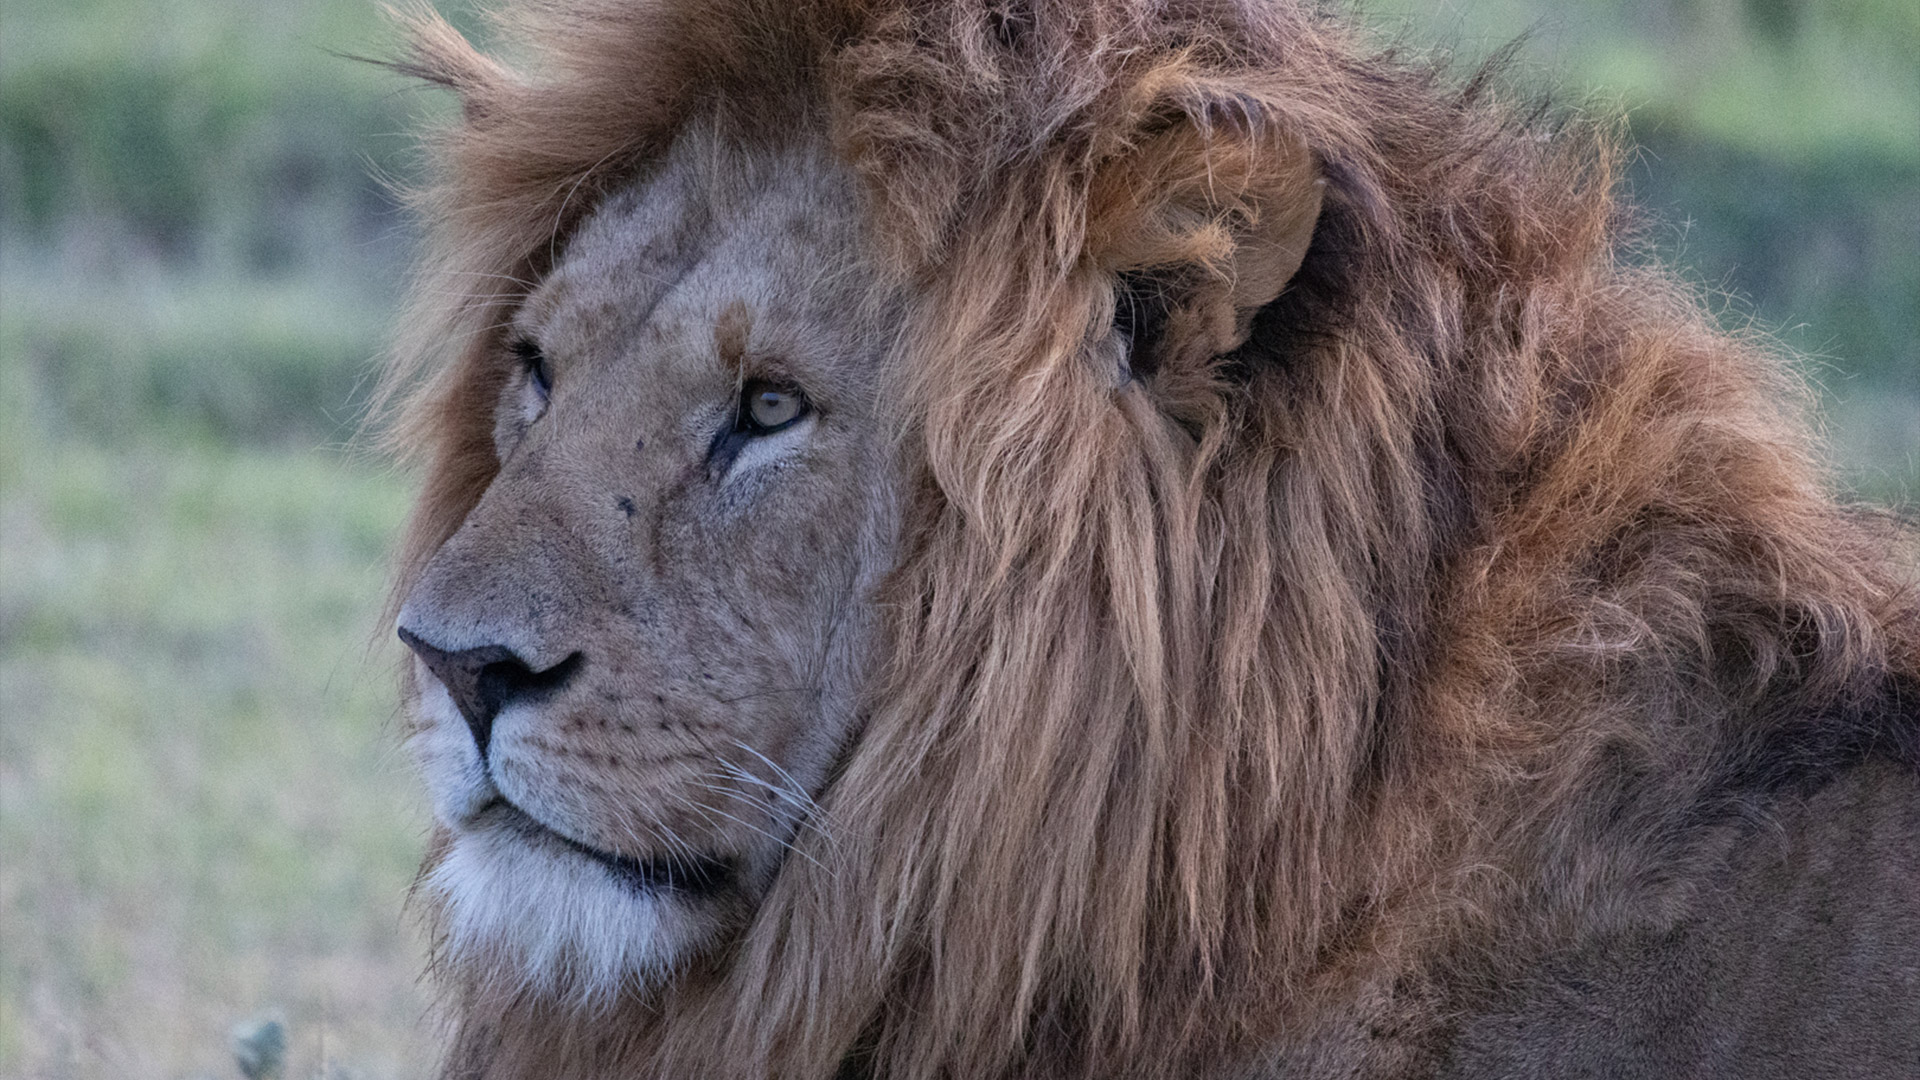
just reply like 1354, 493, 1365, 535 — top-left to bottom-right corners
397, 626, 582, 760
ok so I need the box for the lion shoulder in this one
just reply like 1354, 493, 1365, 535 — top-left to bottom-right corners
1450, 742, 1920, 1079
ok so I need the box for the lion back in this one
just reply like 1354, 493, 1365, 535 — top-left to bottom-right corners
1451, 746, 1920, 1078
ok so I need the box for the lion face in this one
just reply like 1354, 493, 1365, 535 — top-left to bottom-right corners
396, 133, 900, 1002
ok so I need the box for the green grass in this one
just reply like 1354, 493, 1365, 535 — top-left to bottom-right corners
1, 250, 391, 449
0, 0, 426, 249
0, 432, 431, 1079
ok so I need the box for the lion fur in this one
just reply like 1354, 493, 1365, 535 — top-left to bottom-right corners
382, 1, 1920, 1076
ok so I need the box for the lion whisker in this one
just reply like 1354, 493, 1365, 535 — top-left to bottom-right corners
436, 268, 543, 289
701, 763, 836, 854
712, 755, 835, 834
614, 813, 701, 873
675, 782, 832, 876
727, 739, 820, 812
710, 758, 820, 818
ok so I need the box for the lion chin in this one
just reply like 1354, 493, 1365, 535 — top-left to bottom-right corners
380, 1, 1920, 1078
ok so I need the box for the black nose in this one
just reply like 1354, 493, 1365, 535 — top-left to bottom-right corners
397, 627, 581, 760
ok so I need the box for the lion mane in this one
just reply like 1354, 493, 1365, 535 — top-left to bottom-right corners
383, 1, 1920, 1076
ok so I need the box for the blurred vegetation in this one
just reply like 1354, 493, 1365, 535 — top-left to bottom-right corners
0, 0, 1914, 1077
0, 438, 429, 1077
0, 0, 438, 449
2, 1, 451, 1075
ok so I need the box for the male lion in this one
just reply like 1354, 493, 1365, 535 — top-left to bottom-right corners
383, 1, 1920, 1077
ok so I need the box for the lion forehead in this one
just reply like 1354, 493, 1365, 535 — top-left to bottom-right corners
523, 135, 875, 380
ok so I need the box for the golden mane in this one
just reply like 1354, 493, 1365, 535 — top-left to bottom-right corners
382, 1, 1920, 1076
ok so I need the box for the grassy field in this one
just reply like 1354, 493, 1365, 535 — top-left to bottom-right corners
1, 0, 1915, 1078
0, 431, 432, 1078
0, 3, 429, 1074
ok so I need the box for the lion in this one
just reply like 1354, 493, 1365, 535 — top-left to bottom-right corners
380, 1, 1920, 1077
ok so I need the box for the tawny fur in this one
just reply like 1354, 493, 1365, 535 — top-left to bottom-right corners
380, 1, 1920, 1077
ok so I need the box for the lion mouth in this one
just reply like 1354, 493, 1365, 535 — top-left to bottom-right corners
477, 798, 736, 898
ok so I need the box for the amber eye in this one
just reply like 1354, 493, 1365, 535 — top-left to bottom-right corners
511, 339, 551, 401
740, 380, 808, 433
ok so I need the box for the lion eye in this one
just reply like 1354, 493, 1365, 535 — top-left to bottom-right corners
740, 380, 808, 433
512, 339, 551, 401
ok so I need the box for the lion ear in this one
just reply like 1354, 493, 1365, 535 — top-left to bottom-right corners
1088, 114, 1323, 370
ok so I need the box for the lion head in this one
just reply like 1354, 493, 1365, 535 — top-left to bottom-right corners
395, 130, 903, 1001
384, 1, 1919, 1077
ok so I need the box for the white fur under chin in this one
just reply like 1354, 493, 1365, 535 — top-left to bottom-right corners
428, 824, 715, 1010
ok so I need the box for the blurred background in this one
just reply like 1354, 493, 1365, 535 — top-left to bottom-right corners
1, 0, 1914, 1076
